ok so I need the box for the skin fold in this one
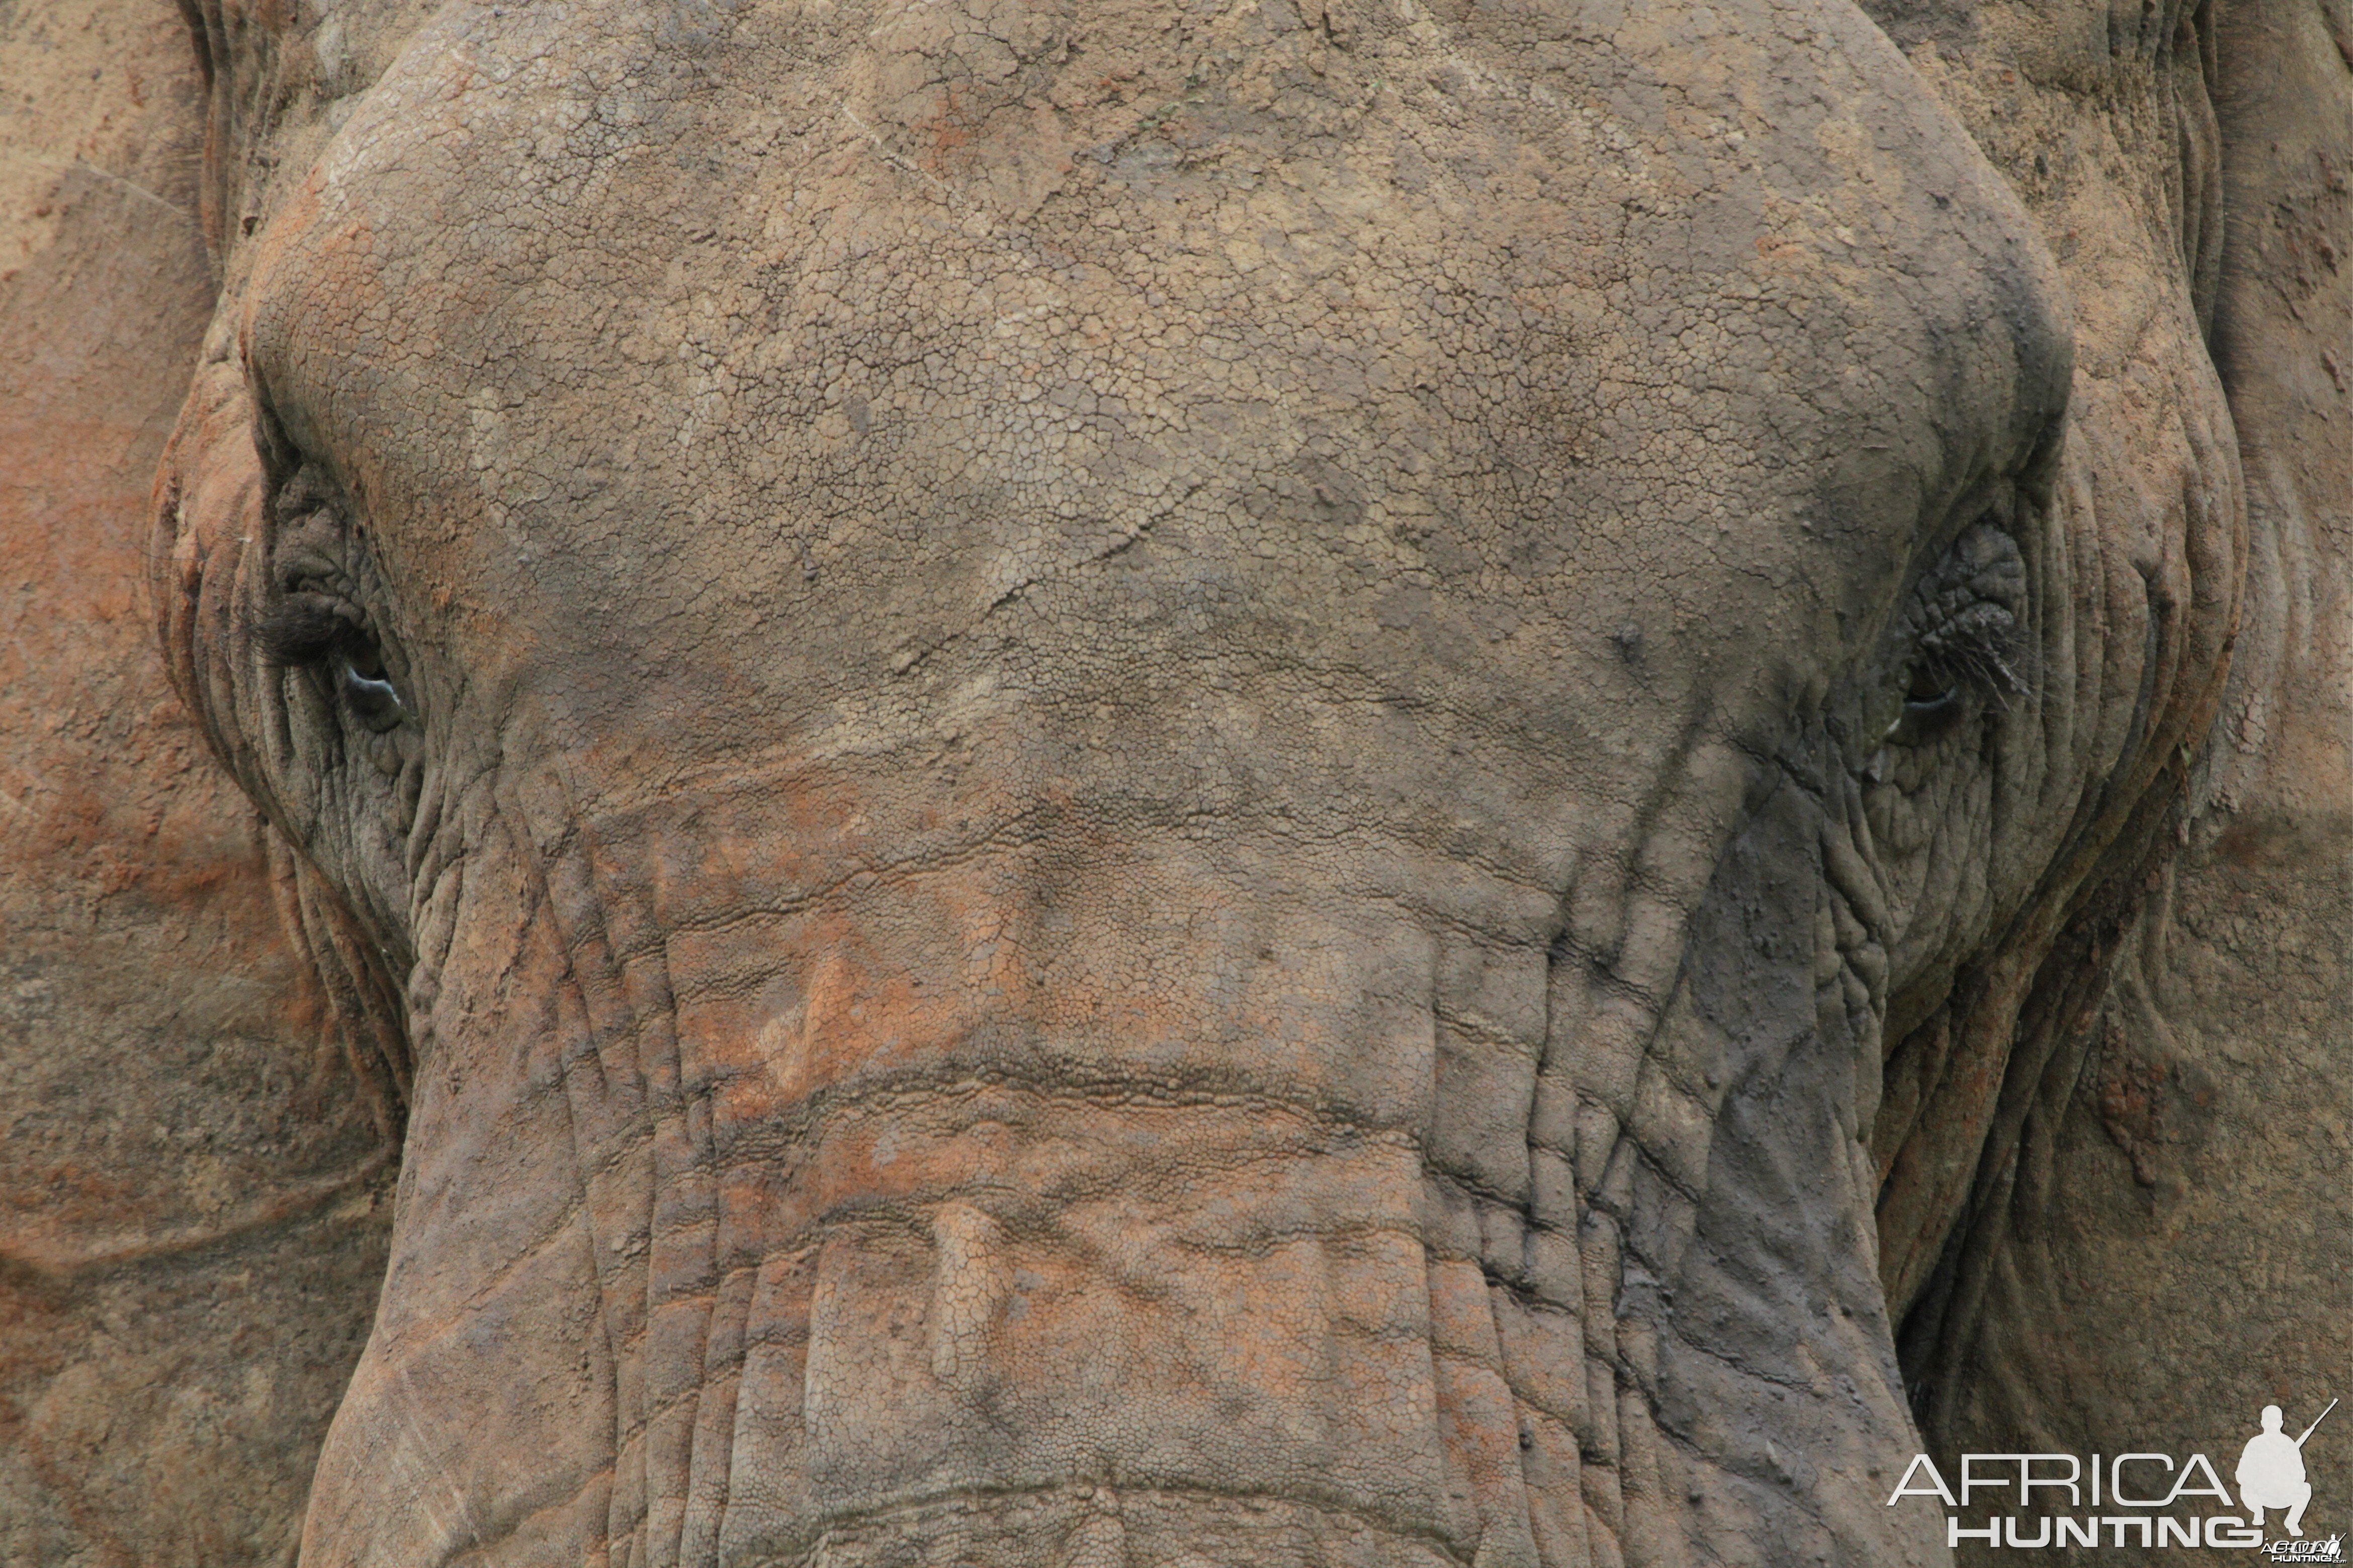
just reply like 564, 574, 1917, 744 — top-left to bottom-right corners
0, 0, 2338, 1560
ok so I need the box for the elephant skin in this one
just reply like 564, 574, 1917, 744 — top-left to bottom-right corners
0, 4, 400, 1561
0, 0, 2340, 1559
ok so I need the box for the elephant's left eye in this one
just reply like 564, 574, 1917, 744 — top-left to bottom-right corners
1880, 523, 2029, 751
1886, 663, 1965, 747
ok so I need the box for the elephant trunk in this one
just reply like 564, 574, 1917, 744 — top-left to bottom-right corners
295, 715, 1938, 1568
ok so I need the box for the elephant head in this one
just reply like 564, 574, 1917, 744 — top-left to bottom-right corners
146, 0, 2245, 1557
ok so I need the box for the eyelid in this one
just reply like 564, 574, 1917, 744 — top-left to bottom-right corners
1918, 601, 2026, 705
253, 594, 372, 667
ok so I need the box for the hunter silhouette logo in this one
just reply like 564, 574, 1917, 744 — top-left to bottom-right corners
2248, 1399, 2338, 1560
2243, 1401, 2331, 1534
1885, 1395, 2336, 1552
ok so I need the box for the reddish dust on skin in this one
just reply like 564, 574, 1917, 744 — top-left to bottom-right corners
0, 8, 397, 1553
26, 0, 2334, 1553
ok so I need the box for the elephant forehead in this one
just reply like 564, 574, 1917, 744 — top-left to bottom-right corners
242, 0, 2063, 733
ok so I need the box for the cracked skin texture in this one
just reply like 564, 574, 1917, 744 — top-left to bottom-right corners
0, 0, 2338, 1560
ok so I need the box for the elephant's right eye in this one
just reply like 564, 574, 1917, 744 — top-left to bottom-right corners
254, 594, 412, 734
338, 648, 407, 732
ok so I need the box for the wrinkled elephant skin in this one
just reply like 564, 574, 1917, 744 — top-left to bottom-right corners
2, 0, 2335, 1555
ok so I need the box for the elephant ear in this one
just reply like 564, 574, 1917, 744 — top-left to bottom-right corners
153, 334, 265, 807
153, 328, 414, 1126
0, 0, 400, 1549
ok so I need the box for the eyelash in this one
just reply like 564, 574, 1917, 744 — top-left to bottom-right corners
1874, 518, 2030, 752
253, 596, 374, 668
1913, 601, 2026, 710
